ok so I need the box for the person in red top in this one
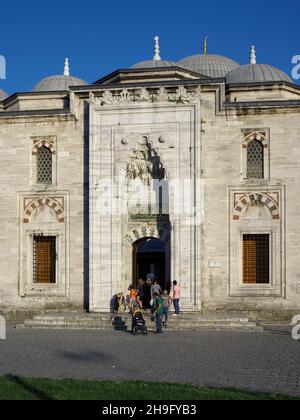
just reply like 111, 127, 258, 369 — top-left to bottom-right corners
172, 281, 180, 316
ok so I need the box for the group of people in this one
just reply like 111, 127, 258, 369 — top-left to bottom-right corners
129, 279, 181, 334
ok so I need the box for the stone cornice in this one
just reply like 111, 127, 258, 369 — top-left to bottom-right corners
88, 85, 202, 106
0, 109, 75, 122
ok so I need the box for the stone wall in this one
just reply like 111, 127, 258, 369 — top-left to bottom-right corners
0, 109, 85, 311
201, 87, 300, 312
1, 80, 300, 317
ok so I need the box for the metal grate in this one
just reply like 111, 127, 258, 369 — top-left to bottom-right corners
37, 146, 52, 184
33, 236, 56, 284
247, 140, 264, 179
243, 234, 270, 284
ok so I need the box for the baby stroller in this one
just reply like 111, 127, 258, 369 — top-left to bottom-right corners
132, 309, 148, 336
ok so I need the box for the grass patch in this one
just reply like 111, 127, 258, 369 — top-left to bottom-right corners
0, 376, 297, 400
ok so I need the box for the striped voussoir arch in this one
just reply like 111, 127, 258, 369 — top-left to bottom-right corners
233, 193, 279, 221
32, 140, 55, 155
243, 131, 268, 148
23, 197, 64, 224
126, 225, 170, 244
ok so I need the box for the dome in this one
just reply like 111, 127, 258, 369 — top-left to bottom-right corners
0, 89, 8, 100
178, 54, 239, 78
226, 64, 292, 84
33, 58, 87, 92
226, 46, 292, 85
33, 75, 87, 92
131, 60, 176, 69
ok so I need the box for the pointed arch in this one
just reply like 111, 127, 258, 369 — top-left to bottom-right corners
32, 139, 55, 155
242, 131, 268, 148
233, 193, 279, 221
23, 197, 65, 224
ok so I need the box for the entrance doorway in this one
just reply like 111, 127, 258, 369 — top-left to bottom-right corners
133, 238, 170, 291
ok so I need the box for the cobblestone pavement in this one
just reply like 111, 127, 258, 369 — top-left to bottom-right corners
0, 323, 299, 397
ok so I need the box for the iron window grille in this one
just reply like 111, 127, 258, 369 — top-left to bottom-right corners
37, 146, 52, 184
247, 140, 264, 179
243, 234, 270, 284
33, 236, 56, 284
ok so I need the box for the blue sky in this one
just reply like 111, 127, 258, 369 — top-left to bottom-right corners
0, 0, 299, 94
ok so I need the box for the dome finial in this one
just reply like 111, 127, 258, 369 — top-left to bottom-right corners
250, 46, 256, 65
64, 58, 70, 76
153, 35, 161, 61
203, 34, 207, 55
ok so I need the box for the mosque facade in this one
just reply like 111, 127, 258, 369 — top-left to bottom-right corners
1, 38, 300, 318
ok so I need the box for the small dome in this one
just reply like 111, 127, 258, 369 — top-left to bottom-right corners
33, 75, 87, 92
226, 64, 292, 84
178, 54, 239, 78
131, 60, 176, 69
0, 89, 8, 100
33, 58, 87, 92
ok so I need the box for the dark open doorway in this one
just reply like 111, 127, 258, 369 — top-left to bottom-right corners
133, 238, 170, 291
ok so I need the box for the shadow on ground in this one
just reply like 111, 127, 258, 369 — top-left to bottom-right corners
5, 375, 53, 400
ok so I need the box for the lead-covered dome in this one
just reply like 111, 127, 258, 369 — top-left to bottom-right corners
226, 64, 292, 84
0, 89, 8, 100
178, 54, 239, 78
226, 46, 292, 84
33, 59, 87, 92
33, 75, 87, 92
131, 60, 176, 69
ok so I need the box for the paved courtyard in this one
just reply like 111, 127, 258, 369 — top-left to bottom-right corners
0, 323, 300, 397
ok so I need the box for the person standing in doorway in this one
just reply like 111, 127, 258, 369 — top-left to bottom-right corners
172, 281, 180, 316
150, 280, 162, 315
151, 280, 162, 300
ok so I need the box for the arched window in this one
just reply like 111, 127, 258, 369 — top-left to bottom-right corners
37, 146, 52, 184
247, 140, 264, 179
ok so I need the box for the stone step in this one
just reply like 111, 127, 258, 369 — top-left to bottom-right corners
18, 313, 262, 331
19, 324, 261, 332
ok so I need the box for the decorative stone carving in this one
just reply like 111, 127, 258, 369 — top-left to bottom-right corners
127, 148, 151, 185
156, 87, 168, 102
88, 85, 201, 107
102, 90, 115, 105
126, 139, 166, 185
139, 88, 151, 102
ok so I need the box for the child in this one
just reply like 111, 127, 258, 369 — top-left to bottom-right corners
129, 285, 137, 303
162, 290, 172, 327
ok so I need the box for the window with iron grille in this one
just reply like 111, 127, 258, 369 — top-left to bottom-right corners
37, 146, 52, 184
243, 234, 270, 284
247, 140, 264, 179
33, 236, 56, 284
